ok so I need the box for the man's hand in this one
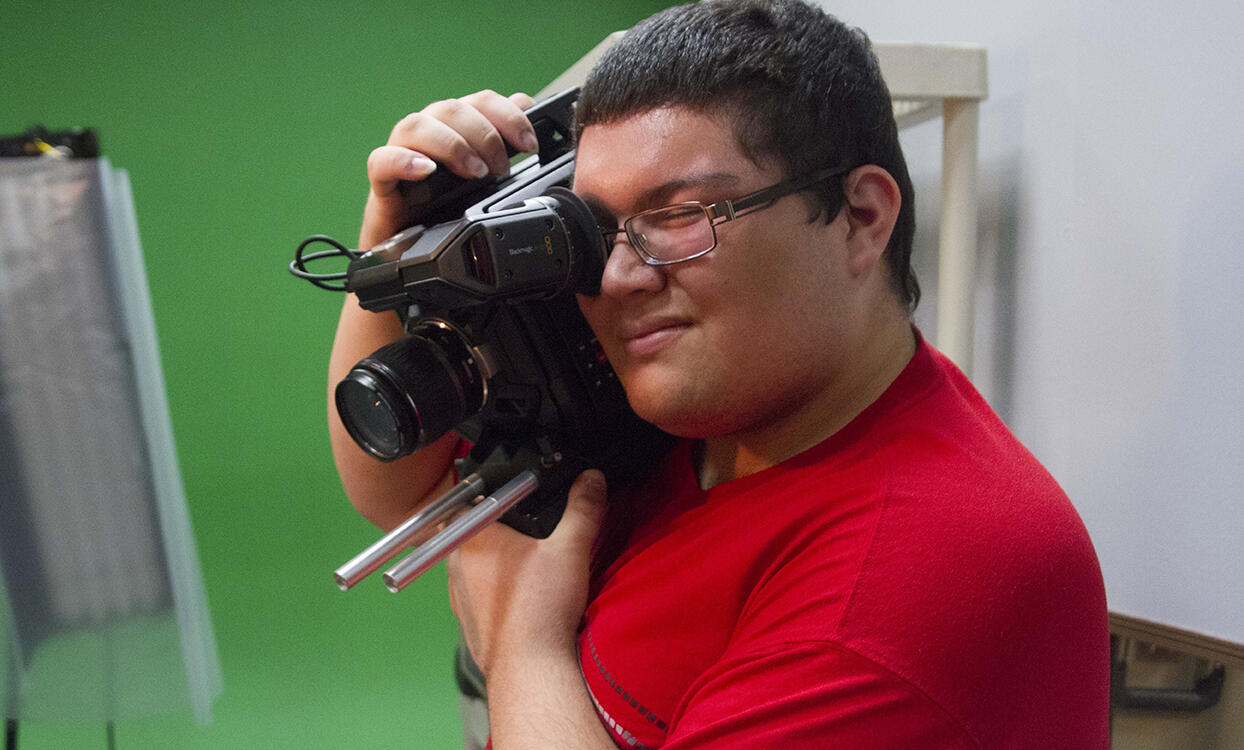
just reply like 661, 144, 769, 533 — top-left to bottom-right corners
448, 469, 617, 748
359, 90, 537, 253
447, 469, 607, 676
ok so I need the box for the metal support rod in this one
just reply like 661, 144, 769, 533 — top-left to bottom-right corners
333, 473, 488, 590
937, 97, 980, 377
382, 470, 539, 592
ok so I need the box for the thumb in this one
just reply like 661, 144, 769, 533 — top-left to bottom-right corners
554, 469, 607, 547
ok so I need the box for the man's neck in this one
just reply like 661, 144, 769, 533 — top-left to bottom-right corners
694, 318, 916, 490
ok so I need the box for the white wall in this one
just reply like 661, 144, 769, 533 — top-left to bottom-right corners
823, 0, 1244, 646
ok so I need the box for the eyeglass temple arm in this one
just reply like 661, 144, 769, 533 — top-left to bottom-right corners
709, 164, 851, 223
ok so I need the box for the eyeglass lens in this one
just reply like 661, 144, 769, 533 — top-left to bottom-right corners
628, 204, 715, 262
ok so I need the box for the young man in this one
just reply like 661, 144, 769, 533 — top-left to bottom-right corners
329, 1, 1109, 747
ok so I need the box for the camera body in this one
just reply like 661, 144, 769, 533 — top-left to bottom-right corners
335, 89, 671, 537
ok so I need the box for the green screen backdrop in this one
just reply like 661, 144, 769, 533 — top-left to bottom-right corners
1, 1, 677, 747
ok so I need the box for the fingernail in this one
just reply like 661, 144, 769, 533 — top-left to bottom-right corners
465, 155, 489, 179
409, 155, 436, 176
519, 131, 539, 153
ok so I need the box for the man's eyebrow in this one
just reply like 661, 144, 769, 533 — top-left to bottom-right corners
635, 172, 743, 208
574, 171, 743, 215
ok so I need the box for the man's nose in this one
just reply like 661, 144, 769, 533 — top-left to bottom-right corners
598, 234, 667, 298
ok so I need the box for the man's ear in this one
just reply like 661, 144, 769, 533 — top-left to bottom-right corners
842, 165, 901, 277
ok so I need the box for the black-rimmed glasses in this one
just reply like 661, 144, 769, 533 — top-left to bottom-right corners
599, 164, 850, 265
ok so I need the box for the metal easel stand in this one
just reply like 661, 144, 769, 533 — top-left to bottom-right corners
874, 42, 989, 378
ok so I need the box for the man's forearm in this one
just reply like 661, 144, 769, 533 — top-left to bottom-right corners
487, 647, 616, 750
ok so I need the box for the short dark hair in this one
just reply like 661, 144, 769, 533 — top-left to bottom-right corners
575, 0, 919, 311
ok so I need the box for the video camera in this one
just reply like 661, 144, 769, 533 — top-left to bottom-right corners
291, 88, 672, 592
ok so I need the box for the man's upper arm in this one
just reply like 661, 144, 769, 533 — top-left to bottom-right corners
659, 640, 976, 750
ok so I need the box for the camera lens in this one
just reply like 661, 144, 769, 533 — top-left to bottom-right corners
336, 373, 405, 459
335, 324, 484, 461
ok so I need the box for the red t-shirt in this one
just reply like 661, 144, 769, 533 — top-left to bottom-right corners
579, 337, 1109, 748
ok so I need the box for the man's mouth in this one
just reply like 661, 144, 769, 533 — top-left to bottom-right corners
619, 318, 691, 356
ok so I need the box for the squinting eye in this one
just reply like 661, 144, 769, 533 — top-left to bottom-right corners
651, 206, 705, 229
662, 206, 703, 220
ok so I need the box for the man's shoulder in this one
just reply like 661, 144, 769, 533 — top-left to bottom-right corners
843, 340, 1101, 655
820, 347, 1110, 747
858, 336, 1071, 524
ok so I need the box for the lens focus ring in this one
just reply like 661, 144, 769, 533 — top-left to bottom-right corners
335, 328, 483, 461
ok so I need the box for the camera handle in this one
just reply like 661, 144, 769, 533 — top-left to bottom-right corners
398, 87, 579, 227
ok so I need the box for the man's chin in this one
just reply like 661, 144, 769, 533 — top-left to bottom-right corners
623, 383, 723, 439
